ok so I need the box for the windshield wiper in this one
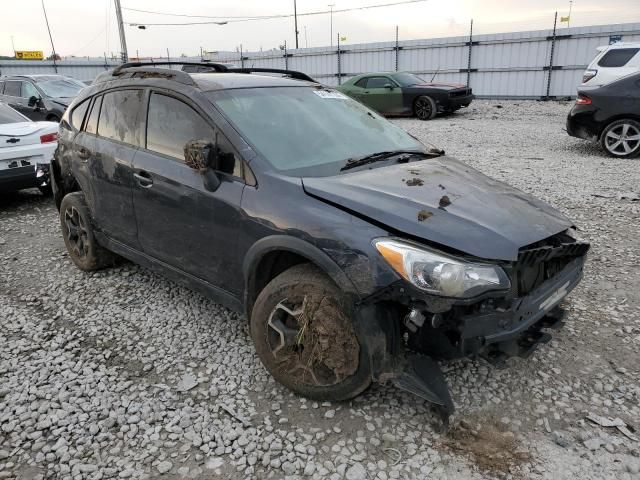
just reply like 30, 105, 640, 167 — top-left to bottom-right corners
340, 149, 443, 172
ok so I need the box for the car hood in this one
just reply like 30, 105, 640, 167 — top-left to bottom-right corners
48, 97, 72, 107
411, 82, 467, 90
302, 157, 572, 261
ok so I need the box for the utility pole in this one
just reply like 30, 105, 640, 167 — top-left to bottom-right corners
10, 36, 16, 56
294, 0, 299, 49
114, 0, 129, 63
41, 0, 58, 72
304, 26, 308, 48
568, 0, 573, 28
546, 12, 558, 100
329, 4, 335, 48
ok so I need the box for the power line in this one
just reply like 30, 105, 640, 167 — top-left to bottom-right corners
122, 0, 429, 26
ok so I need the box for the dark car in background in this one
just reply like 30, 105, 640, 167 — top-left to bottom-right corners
337, 72, 474, 120
51, 62, 587, 421
0, 74, 86, 123
567, 72, 640, 158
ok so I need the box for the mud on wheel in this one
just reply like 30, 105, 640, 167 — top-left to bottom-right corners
59, 192, 117, 271
250, 264, 371, 401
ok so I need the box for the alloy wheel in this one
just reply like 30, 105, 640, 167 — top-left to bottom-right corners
415, 97, 433, 120
64, 206, 89, 259
604, 123, 640, 156
266, 296, 359, 387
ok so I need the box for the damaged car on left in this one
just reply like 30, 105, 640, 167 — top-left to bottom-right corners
51, 62, 589, 423
0, 102, 57, 194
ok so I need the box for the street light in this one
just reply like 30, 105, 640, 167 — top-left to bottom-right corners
328, 3, 335, 48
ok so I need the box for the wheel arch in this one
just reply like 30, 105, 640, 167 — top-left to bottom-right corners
243, 235, 360, 319
51, 157, 82, 211
597, 114, 640, 139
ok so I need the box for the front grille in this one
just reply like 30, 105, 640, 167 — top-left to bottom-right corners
515, 233, 589, 296
449, 88, 472, 98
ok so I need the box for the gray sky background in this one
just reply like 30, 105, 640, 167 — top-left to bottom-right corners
1, 0, 639, 58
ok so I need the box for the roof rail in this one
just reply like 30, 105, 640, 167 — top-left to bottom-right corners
112, 61, 229, 76
93, 62, 317, 86
226, 67, 317, 83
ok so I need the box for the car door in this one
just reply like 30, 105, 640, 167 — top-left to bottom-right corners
358, 76, 403, 115
2, 81, 27, 118
76, 90, 142, 249
131, 91, 245, 294
20, 81, 46, 121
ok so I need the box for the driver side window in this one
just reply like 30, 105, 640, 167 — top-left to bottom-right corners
21, 82, 39, 99
146, 93, 215, 161
365, 77, 392, 89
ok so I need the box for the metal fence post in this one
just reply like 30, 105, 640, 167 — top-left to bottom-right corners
466, 19, 473, 87
337, 33, 342, 85
395, 25, 399, 71
546, 12, 558, 99
284, 41, 289, 70
240, 44, 244, 68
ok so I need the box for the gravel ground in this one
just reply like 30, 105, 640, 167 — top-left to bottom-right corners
1, 100, 639, 480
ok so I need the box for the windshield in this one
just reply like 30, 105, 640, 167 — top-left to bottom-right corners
0, 103, 28, 124
392, 72, 427, 86
37, 78, 85, 98
208, 87, 423, 176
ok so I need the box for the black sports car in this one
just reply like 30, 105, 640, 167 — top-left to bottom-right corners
567, 72, 640, 158
338, 71, 474, 120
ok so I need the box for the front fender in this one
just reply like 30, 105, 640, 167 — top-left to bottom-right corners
242, 235, 360, 316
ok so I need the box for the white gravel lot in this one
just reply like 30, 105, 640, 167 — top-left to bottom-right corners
1, 100, 639, 480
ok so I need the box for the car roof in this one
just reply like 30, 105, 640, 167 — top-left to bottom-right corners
1, 74, 71, 82
190, 72, 315, 91
597, 42, 640, 52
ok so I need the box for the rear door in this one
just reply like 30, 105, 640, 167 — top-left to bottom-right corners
77, 89, 143, 249
131, 91, 245, 293
358, 76, 403, 114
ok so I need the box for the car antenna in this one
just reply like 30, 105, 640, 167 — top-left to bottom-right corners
431, 67, 440, 82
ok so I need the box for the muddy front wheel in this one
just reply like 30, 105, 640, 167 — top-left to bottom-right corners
250, 264, 371, 401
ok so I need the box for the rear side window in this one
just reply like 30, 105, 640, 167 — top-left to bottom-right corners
355, 78, 368, 88
598, 48, 640, 68
71, 98, 90, 130
85, 96, 102, 134
4, 81, 21, 97
146, 93, 214, 161
97, 89, 145, 146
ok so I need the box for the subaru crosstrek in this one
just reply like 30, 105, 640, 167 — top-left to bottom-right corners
51, 62, 589, 421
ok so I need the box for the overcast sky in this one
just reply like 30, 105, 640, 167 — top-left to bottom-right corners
1, 0, 639, 58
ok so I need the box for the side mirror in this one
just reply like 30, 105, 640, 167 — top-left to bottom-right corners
28, 95, 40, 107
384, 83, 394, 90
184, 139, 220, 191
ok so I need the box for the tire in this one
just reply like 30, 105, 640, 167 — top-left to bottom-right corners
600, 119, 640, 158
414, 95, 437, 121
250, 264, 371, 401
59, 192, 117, 271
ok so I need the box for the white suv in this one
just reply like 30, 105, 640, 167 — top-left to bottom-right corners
582, 42, 640, 87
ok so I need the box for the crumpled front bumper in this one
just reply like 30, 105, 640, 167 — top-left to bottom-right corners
458, 255, 586, 349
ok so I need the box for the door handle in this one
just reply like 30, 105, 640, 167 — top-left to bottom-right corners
78, 147, 91, 160
133, 171, 153, 188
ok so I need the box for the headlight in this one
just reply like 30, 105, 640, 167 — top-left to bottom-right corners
374, 239, 510, 298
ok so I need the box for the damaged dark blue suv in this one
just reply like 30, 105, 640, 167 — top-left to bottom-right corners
52, 62, 589, 421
